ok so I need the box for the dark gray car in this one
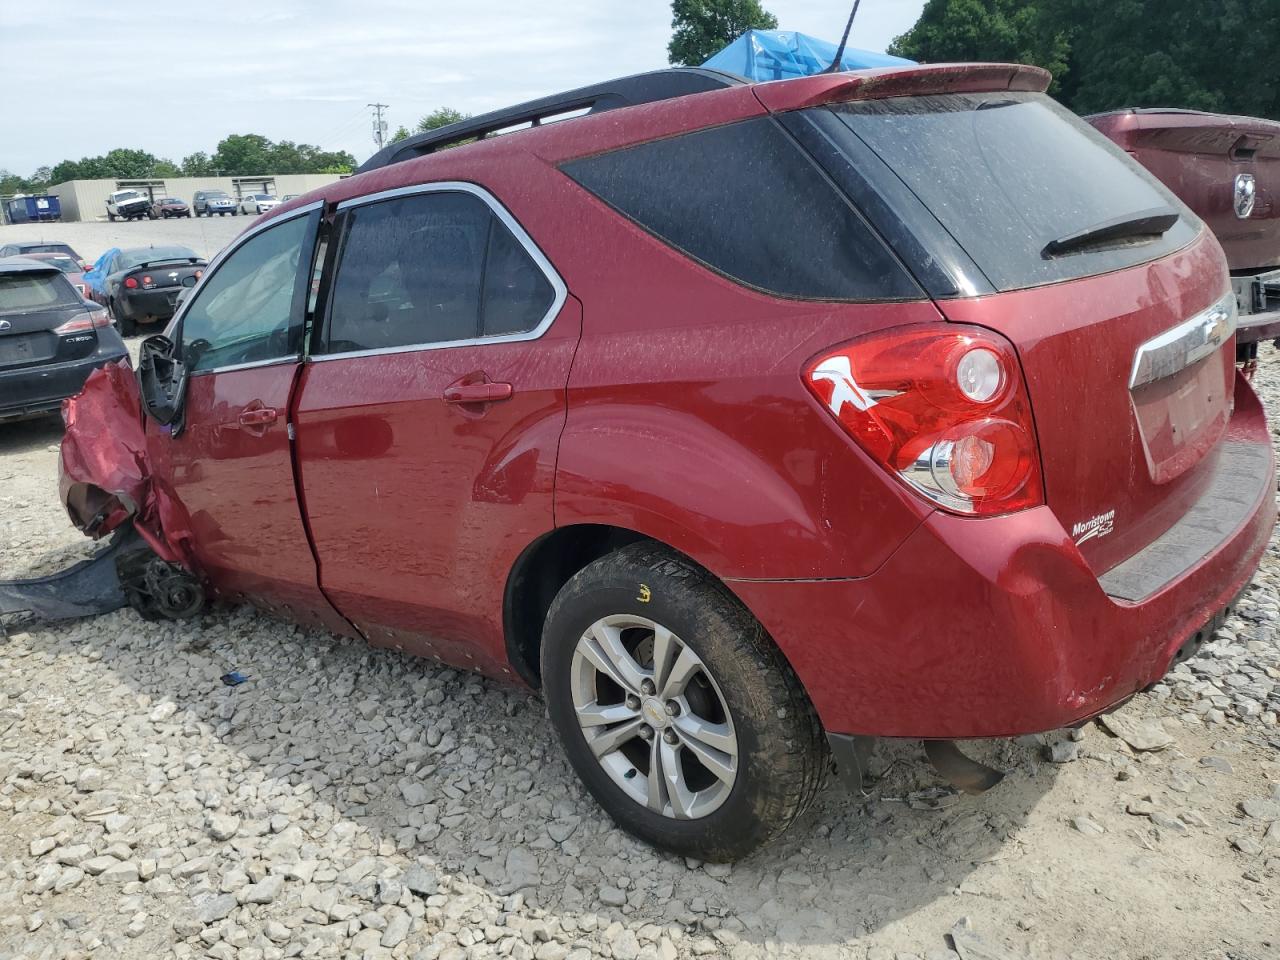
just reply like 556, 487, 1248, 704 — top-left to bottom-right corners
0, 258, 129, 423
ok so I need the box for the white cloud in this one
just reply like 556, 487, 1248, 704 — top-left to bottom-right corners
0, 0, 924, 176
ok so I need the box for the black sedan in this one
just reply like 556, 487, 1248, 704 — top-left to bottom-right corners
89, 245, 206, 336
0, 258, 128, 424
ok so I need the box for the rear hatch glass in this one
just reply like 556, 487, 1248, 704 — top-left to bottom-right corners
828, 91, 1202, 292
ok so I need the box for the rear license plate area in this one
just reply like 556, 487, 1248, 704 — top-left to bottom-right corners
0, 337, 37, 365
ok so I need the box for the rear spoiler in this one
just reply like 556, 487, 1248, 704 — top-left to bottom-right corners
132, 258, 204, 270
751, 62, 1051, 112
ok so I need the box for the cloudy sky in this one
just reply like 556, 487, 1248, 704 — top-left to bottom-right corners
0, 0, 925, 177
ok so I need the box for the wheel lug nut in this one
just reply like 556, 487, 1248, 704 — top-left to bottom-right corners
639, 725, 654, 740
662, 730, 678, 745
641, 679, 656, 695
664, 700, 680, 716
625, 695, 640, 710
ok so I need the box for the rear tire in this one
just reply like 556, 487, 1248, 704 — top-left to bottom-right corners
112, 301, 135, 338
541, 543, 826, 861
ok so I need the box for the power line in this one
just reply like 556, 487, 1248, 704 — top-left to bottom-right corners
368, 103, 389, 150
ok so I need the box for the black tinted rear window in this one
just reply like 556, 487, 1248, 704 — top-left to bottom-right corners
827, 92, 1199, 292
18, 243, 76, 257
561, 117, 919, 301
0, 273, 77, 312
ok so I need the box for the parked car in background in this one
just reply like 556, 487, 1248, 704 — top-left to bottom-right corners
106, 189, 154, 221
0, 240, 86, 268
54, 64, 1274, 860
1089, 109, 1280, 353
280, 194, 301, 202
153, 197, 191, 219
84, 245, 205, 336
0, 258, 127, 423
193, 190, 238, 217
19, 251, 89, 298
238, 193, 280, 215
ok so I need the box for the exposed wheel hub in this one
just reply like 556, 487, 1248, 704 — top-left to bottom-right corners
640, 697, 669, 729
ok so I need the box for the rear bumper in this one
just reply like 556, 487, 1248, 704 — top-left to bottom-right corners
731, 372, 1275, 739
1233, 269, 1280, 343
0, 347, 131, 422
120, 288, 182, 322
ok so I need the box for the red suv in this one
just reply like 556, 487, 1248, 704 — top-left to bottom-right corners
52, 63, 1275, 860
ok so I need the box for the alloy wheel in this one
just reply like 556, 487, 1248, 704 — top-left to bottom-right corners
569, 614, 738, 819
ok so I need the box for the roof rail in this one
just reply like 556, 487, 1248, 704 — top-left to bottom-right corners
357, 67, 743, 173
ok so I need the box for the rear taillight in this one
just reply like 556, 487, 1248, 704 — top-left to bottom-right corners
124, 276, 138, 288
804, 324, 1043, 516
54, 307, 111, 336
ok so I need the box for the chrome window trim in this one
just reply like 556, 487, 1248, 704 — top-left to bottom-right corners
162, 201, 325, 372
1128, 291, 1237, 389
189, 355, 300, 378
312, 180, 567, 363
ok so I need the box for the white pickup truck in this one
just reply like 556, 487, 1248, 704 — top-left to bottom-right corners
106, 189, 154, 222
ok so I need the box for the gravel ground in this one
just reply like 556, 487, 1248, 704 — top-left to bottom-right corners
1, 217, 247, 266
1, 335, 1279, 956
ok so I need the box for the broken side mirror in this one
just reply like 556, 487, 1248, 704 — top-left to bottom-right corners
138, 334, 189, 433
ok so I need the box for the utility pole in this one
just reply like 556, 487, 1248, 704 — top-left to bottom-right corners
368, 103, 389, 150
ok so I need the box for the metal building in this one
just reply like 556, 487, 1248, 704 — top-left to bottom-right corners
44, 174, 345, 222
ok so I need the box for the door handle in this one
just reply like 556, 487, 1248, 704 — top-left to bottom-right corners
443, 382, 513, 404
238, 406, 279, 426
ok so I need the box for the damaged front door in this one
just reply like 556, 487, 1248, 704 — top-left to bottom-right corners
150, 204, 351, 634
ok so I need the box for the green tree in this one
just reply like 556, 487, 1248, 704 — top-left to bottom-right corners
211, 134, 275, 176
667, 0, 778, 67
888, 0, 1280, 119
101, 148, 161, 178
417, 108, 469, 132
152, 159, 182, 178
1053, 0, 1280, 118
388, 124, 413, 144
308, 150, 356, 172
888, 0, 1070, 94
181, 152, 216, 176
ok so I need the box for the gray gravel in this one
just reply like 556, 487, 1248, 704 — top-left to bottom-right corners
1, 292, 1280, 957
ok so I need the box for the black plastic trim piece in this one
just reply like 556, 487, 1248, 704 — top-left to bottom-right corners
358, 68, 743, 173
1099, 441, 1272, 602
777, 110, 994, 300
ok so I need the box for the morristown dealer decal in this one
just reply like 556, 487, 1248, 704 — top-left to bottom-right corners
1072, 509, 1116, 546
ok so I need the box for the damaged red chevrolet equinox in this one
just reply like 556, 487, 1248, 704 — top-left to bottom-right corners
22, 64, 1277, 860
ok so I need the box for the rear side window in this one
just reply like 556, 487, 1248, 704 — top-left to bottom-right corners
324, 190, 556, 353
560, 117, 919, 301
0, 273, 77, 311
827, 92, 1200, 292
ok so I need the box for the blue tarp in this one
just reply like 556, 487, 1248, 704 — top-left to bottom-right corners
703, 29, 914, 82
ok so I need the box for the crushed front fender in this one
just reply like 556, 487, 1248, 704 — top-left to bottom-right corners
58, 359, 194, 566
59, 359, 149, 539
